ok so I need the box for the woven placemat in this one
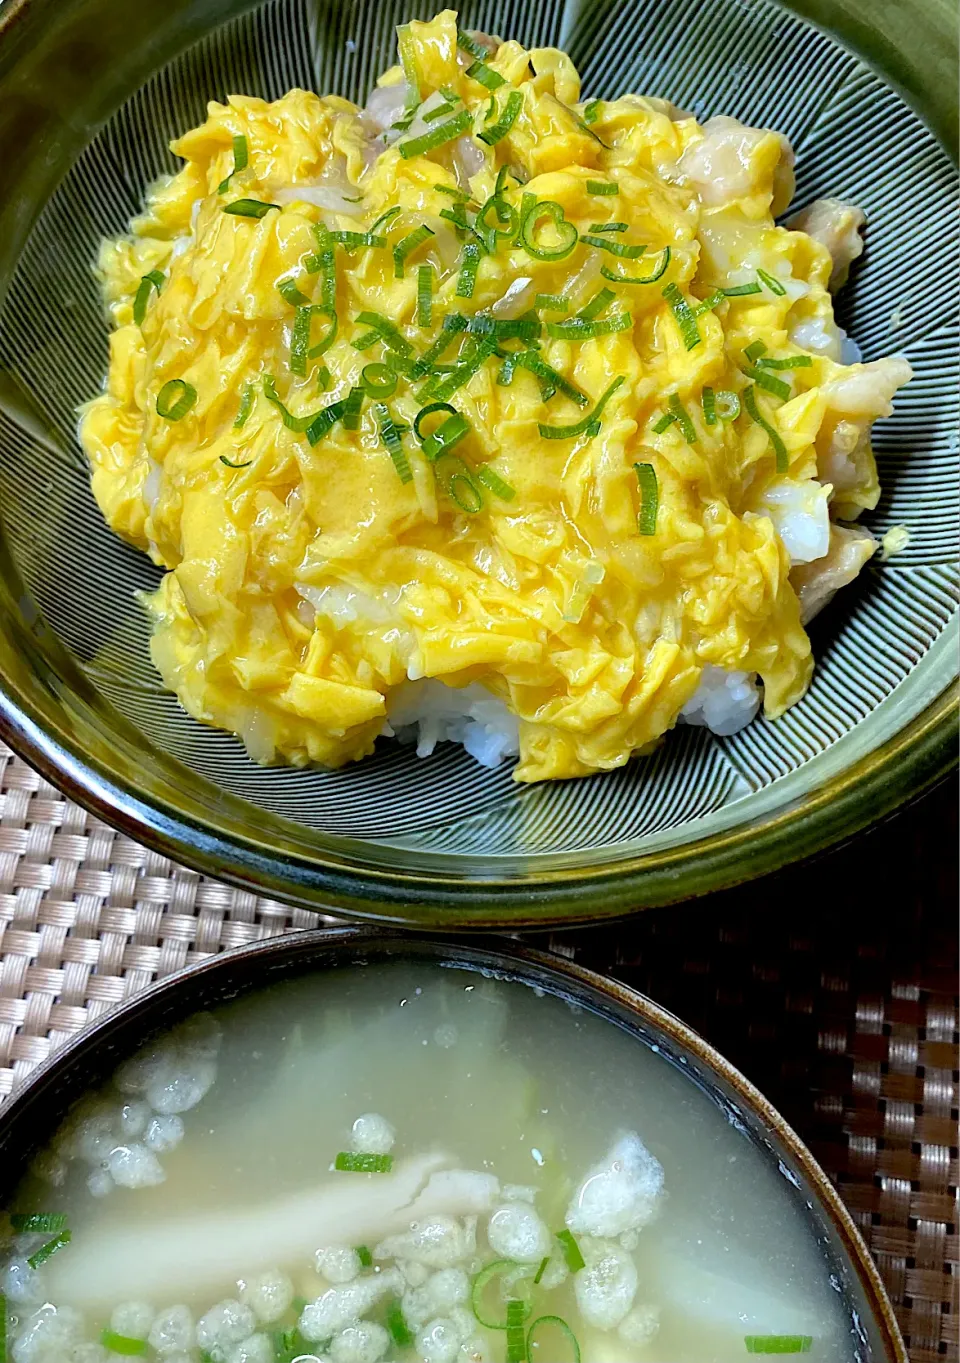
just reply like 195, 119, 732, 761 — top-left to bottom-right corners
0, 739, 955, 1358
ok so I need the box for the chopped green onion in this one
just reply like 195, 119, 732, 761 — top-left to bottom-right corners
588, 222, 628, 233
305, 398, 348, 446
342, 386, 364, 430
743, 339, 768, 363
555, 1230, 585, 1273
653, 410, 676, 434
519, 201, 578, 262
600, 245, 671, 285
370, 206, 403, 234
715, 390, 741, 422
668, 392, 697, 443
467, 59, 506, 90
744, 1338, 813, 1355
424, 91, 461, 120
702, 386, 717, 425
355, 1245, 373, 1268
434, 184, 471, 201
327, 230, 387, 251
465, 313, 540, 341
723, 281, 763, 296
538, 376, 623, 440
476, 195, 518, 250
393, 224, 435, 278
399, 108, 473, 159
535, 293, 568, 312
223, 198, 278, 218
307, 308, 338, 358
442, 458, 484, 514
545, 312, 632, 341
456, 241, 481, 299
582, 233, 646, 258
515, 350, 588, 406
414, 401, 458, 440
527, 1316, 581, 1362
361, 362, 397, 398
289, 306, 314, 375
533, 1257, 549, 1286
693, 288, 724, 316
582, 101, 602, 125
262, 375, 316, 432
156, 379, 197, 422
662, 281, 701, 349
409, 314, 469, 380
497, 352, 518, 385
354, 311, 413, 360
634, 462, 659, 535
100, 1331, 148, 1356
578, 287, 615, 321
334, 1151, 394, 1173
10, 1214, 67, 1233
742, 364, 791, 400
220, 455, 252, 469
757, 267, 787, 296
456, 28, 490, 60
471, 1260, 535, 1330
743, 384, 788, 472
233, 382, 255, 428
478, 90, 523, 146
217, 133, 249, 194
316, 365, 331, 391
416, 405, 470, 461
396, 24, 422, 128
277, 276, 311, 307
476, 465, 516, 500
386, 1301, 415, 1349
758, 354, 813, 370
586, 179, 617, 195
417, 264, 434, 327
132, 269, 164, 326
27, 1229, 71, 1269
506, 1300, 527, 1363
373, 403, 412, 483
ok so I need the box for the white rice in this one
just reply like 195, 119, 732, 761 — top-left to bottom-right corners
758, 478, 831, 565
679, 666, 761, 737
385, 680, 520, 769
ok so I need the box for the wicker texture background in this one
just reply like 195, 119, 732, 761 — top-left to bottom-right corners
0, 738, 956, 1359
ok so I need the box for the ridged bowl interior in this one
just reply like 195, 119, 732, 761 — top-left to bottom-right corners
0, 0, 955, 877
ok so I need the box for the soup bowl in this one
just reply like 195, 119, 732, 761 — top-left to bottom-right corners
0, 930, 906, 1361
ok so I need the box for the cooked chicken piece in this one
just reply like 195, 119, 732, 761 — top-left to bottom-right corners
790, 524, 878, 623
678, 115, 795, 215
786, 197, 865, 290
816, 356, 913, 518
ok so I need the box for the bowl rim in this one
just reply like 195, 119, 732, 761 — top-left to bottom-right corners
0, 927, 908, 1360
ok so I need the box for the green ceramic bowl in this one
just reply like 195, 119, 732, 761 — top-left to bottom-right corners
0, 0, 955, 927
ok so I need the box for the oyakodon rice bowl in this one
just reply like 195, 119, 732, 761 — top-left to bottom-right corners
80, 9, 915, 785
0, 936, 905, 1363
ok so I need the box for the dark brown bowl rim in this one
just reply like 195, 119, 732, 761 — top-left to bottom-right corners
0, 928, 907, 1360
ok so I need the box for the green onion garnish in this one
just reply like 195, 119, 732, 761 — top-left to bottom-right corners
634, 462, 659, 535
155, 379, 197, 422
417, 264, 434, 327
132, 269, 164, 326
354, 311, 413, 361
527, 1316, 581, 1362
100, 1330, 148, 1356
220, 455, 252, 469
669, 392, 697, 443
578, 287, 615, 321
586, 179, 617, 195
757, 267, 787, 296
233, 382, 255, 428
471, 1260, 535, 1330
423, 336, 497, 402
217, 133, 249, 194
373, 403, 412, 484
262, 375, 315, 432
478, 90, 523, 146
289, 306, 314, 376
758, 354, 813, 370
327, 230, 387, 251
414, 402, 470, 461
545, 312, 632, 341
555, 1230, 585, 1273
653, 411, 676, 434
10, 1214, 67, 1233
369, 206, 403, 234
743, 339, 768, 363
396, 24, 422, 129
519, 201, 578, 262
535, 293, 568, 312
533, 1257, 549, 1286
582, 233, 646, 258
742, 365, 791, 400
497, 352, 518, 385
334, 1151, 394, 1172
743, 385, 788, 472
424, 91, 461, 121
506, 1300, 527, 1363
467, 58, 506, 90
693, 288, 725, 316
464, 313, 540, 341
538, 376, 623, 440
316, 365, 331, 391
456, 241, 482, 298
702, 386, 717, 425
476, 465, 516, 500
434, 184, 471, 201
386, 1302, 414, 1349
393, 225, 435, 279
305, 397, 349, 446
715, 390, 741, 422
582, 101, 602, 125
457, 28, 490, 60
361, 362, 398, 398
588, 222, 628, 234
27, 1229, 71, 1269
409, 314, 468, 380
277, 276, 311, 307
744, 1338, 813, 1354
223, 198, 278, 219
723, 281, 763, 296
399, 108, 473, 159
662, 281, 701, 350
342, 385, 364, 430
442, 458, 484, 514
514, 350, 588, 405
476, 195, 518, 250
307, 308, 337, 358
355, 1245, 373, 1268
600, 245, 671, 285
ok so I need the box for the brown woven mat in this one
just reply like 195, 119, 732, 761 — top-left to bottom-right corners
0, 739, 956, 1358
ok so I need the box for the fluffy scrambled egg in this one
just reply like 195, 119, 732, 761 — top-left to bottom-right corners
82, 10, 910, 782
